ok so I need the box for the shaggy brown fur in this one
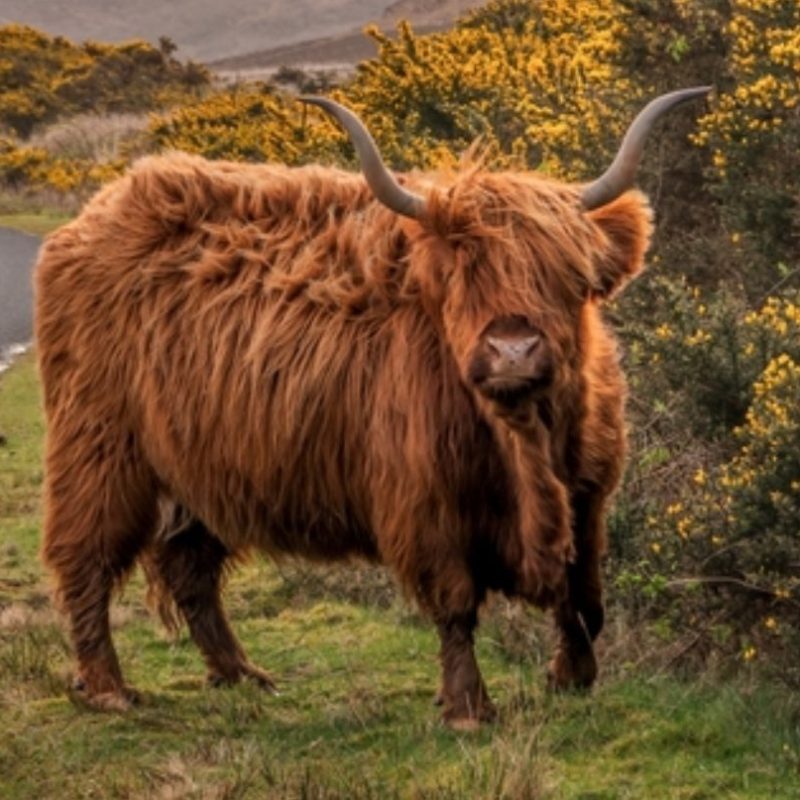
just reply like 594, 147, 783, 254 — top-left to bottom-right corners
35, 152, 652, 724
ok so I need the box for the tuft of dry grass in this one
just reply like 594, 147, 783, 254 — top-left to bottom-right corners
28, 112, 151, 164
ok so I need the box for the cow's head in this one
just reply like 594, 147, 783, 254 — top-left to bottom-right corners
302, 90, 708, 411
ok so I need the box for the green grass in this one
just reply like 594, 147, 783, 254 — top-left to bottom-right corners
1, 356, 798, 799
0, 212, 71, 236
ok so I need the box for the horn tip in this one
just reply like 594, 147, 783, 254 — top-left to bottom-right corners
298, 95, 350, 122
581, 85, 714, 210
674, 85, 714, 103
298, 95, 327, 107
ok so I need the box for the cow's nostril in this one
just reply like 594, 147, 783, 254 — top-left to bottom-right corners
522, 335, 541, 357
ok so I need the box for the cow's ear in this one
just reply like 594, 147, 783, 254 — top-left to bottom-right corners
587, 191, 653, 299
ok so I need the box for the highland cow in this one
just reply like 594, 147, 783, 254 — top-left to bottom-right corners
35, 88, 708, 727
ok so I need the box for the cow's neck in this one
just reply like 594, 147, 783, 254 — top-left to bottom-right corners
486, 396, 577, 603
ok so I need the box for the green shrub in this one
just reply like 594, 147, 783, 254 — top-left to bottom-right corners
613, 286, 800, 679
0, 25, 209, 138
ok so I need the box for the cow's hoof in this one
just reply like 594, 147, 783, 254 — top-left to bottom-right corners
446, 716, 482, 733
208, 663, 278, 695
546, 647, 597, 692
243, 664, 279, 695
70, 681, 140, 711
442, 698, 497, 730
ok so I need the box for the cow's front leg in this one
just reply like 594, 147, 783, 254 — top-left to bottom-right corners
547, 597, 597, 691
547, 489, 606, 690
569, 490, 606, 642
436, 611, 496, 730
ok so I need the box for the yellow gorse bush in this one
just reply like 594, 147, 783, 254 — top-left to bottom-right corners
630, 284, 800, 643
744, 295, 800, 337
0, 136, 126, 194
719, 345, 799, 556
151, 88, 306, 164
0, 23, 208, 139
343, 0, 636, 175
0, 23, 207, 195
150, 0, 636, 177
694, 0, 799, 173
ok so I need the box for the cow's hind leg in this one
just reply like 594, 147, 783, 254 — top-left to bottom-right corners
144, 517, 276, 692
42, 421, 157, 710
436, 611, 496, 730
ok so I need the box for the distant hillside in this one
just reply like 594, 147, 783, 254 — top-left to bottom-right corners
0, 0, 481, 65
211, 0, 479, 75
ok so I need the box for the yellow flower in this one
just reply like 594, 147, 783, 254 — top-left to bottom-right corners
686, 329, 712, 347
655, 323, 674, 340
693, 468, 707, 486
743, 646, 757, 662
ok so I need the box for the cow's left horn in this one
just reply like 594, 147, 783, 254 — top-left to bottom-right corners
300, 96, 425, 220
581, 86, 712, 210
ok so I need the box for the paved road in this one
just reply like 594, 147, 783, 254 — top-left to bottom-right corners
0, 227, 41, 364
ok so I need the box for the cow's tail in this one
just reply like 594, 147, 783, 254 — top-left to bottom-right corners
140, 497, 195, 637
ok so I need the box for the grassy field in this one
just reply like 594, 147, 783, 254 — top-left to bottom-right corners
1, 354, 799, 798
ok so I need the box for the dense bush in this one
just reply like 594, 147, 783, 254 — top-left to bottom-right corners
693, 0, 800, 283
614, 281, 800, 676
0, 25, 209, 138
0, 25, 209, 201
149, 85, 343, 165
0, 135, 125, 195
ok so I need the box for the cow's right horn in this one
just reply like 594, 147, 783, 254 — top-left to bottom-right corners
581, 86, 712, 210
300, 96, 426, 220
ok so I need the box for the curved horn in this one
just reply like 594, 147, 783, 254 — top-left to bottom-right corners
581, 86, 712, 210
300, 96, 425, 220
